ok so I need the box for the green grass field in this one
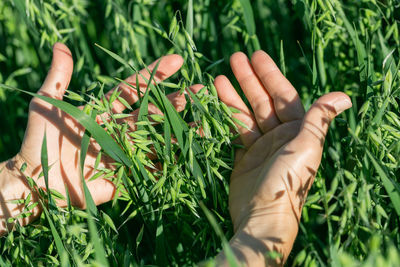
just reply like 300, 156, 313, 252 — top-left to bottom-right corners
0, 0, 399, 266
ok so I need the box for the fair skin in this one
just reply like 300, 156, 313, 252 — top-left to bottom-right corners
214, 52, 351, 265
0, 43, 351, 266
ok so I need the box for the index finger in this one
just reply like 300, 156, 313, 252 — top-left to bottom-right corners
214, 75, 262, 148
107, 54, 184, 113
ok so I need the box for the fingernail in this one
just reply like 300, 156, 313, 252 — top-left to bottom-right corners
334, 98, 352, 114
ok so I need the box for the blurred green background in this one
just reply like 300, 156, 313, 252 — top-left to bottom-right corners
1, 0, 400, 266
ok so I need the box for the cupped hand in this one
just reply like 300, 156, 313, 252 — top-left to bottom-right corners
13, 43, 193, 208
214, 50, 352, 265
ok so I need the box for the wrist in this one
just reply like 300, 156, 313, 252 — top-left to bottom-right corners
225, 230, 284, 267
218, 211, 299, 266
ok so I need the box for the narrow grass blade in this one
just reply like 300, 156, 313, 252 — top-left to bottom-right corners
79, 110, 98, 216
280, 40, 286, 76
238, 0, 255, 36
95, 43, 137, 72
199, 202, 239, 267
41, 205, 69, 265
186, 0, 193, 38
366, 150, 400, 217
238, 0, 260, 51
155, 217, 167, 265
138, 59, 161, 130
41, 132, 55, 208
164, 118, 172, 161
79, 110, 109, 266
86, 209, 109, 266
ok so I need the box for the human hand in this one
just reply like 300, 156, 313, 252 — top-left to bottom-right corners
0, 43, 197, 232
214, 51, 352, 266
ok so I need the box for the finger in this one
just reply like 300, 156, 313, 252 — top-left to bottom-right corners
107, 54, 184, 113
121, 84, 204, 130
97, 84, 204, 126
187, 84, 206, 96
230, 52, 280, 132
214, 75, 261, 148
87, 178, 116, 206
293, 92, 352, 168
25, 43, 74, 153
37, 42, 73, 101
251, 50, 305, 123
188, 121, 205, 137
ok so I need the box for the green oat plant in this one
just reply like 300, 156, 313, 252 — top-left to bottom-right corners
0, 13, 239, 267
1, 0, 400, 266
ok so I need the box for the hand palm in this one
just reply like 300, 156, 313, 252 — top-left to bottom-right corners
20, 98, 107, 207
229, 119, 302, 232
214, 50, 351, 260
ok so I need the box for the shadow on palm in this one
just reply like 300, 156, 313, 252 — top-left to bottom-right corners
214, 50, 352, 264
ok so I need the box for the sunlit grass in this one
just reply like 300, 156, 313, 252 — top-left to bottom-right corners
0, 0, 399, 266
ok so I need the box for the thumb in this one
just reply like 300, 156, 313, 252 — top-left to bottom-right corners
296, 92, 352, 157
38, 42, 73, 100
